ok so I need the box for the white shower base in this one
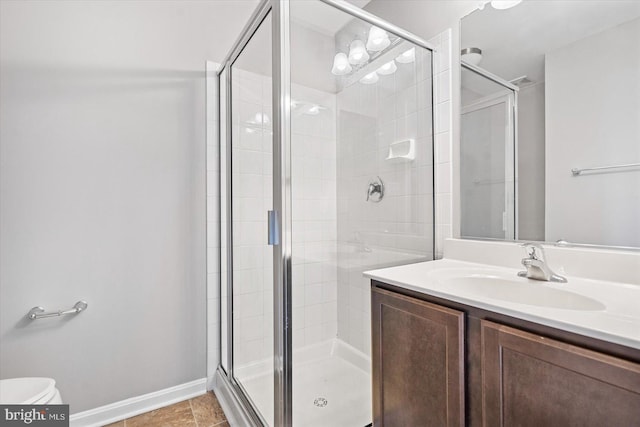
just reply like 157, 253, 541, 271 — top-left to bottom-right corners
236, 339, 372, 427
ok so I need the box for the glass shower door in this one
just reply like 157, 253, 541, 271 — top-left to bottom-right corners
288, 2, 435, 426
228, 12, 275, 425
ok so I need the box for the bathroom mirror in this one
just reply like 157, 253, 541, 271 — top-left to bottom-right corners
459, 0, 640, 249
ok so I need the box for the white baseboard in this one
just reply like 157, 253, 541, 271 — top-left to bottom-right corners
69, 378, 207, 427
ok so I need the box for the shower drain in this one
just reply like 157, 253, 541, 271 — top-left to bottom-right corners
313, 397, 328, 408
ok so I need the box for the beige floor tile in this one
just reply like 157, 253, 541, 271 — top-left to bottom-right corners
190, 391, 227, 427
125, 400, 196, 427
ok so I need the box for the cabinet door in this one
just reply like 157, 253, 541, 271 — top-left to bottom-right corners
372, 287, 464, 427
481, 320, 640, 426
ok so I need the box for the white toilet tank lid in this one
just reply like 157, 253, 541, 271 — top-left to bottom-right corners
0, 377, 56, 404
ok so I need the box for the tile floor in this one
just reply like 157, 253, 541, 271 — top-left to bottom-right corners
103, 391, 228, 427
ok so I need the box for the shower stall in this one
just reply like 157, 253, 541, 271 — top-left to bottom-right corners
212, 1, 435, 425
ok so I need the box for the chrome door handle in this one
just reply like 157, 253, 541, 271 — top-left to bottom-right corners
268, 210, 280, 246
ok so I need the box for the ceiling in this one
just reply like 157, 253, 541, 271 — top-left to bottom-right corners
291, 0, 371, 36
462, 1, 640, 84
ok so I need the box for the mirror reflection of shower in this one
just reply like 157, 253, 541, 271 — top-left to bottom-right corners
460, 61, 517, 240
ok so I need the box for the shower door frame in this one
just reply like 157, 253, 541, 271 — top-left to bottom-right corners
216, 2, 277, 425
216, 1, 437, 426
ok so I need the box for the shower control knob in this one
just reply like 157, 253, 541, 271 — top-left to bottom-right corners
366, 177, 384, 203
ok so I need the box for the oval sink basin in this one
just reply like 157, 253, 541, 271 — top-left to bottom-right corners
444, 276, 606, 311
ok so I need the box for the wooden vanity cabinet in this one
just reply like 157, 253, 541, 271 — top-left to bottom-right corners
371, 286, 465, 427
481, 320, 640, 426
372, 282, 640, 427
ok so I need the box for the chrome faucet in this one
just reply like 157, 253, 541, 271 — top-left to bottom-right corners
517, 243, 567, 283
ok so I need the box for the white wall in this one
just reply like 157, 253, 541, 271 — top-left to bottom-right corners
0, 0, 256, 413
545, 17, 640, 247
517, 82, 545, 241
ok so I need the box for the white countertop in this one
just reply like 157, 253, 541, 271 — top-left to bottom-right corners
364, 258, 640, 350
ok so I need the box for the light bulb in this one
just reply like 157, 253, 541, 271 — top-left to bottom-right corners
306, 105, 321, 115
366, 26, 391, 52
377, 60, 397, 76
490, 0, 522, 10
396, 47, 415, 64
359, 71, 379, 85
331, 52, 352, 76
249, 112, 269, 126
348, 40, 370, 65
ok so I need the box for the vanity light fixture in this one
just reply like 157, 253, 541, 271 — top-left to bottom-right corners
366, 26, 391, 51
360, 71, 379, 84
348, 40, 369, 65
396, 48, 415, 64
377, 60, 397, 76
331, 52, 352, 75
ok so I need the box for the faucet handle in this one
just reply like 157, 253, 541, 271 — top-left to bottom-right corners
366, 176, 384, 202
520, 242, 545, 261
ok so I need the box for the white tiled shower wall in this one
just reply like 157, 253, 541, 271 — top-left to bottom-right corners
335, 47, 434, 355
333, 30, 453, 355
290, 85, 339, 349
433, 29, 454, 258
208, 66, 339, 374
229, 68, 275, 368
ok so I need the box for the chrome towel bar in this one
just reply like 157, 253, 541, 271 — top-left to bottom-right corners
27, 300, 88, 320
571, 162, 640, 176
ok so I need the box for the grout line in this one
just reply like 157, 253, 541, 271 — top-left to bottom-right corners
188, 398, 199, 427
